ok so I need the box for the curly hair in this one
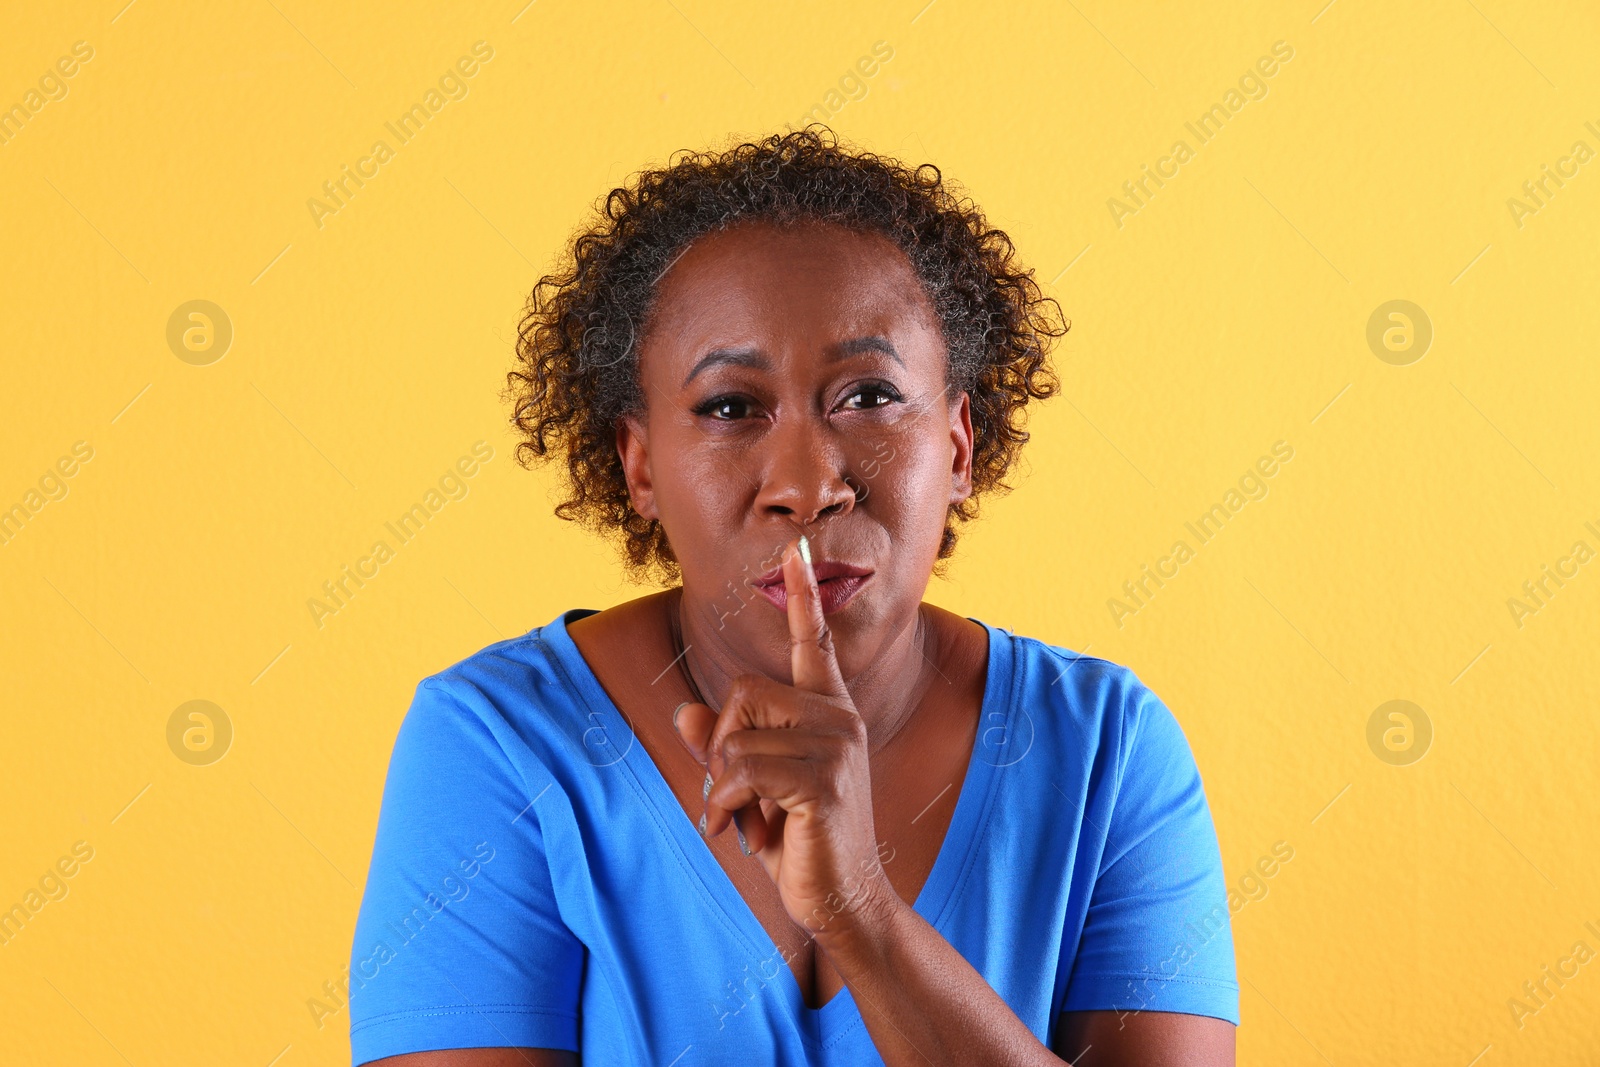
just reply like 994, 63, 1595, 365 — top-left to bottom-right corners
504, 124, 1068, 587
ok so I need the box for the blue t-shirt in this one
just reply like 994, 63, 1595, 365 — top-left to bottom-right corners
348, 609, 1238, 1064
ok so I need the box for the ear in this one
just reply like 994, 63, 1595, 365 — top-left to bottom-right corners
617, 412, 660, 520
948, 389, 975, 506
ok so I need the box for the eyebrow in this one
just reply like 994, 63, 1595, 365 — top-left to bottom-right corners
680, 335, 904, 389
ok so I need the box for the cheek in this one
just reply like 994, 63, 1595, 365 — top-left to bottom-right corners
652, 448, 761, 565
667, 449, 756, 517
863, 423, 953, 511
849, 441, 955, 558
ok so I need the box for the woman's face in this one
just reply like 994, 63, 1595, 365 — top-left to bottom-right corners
618, 217, 975, 677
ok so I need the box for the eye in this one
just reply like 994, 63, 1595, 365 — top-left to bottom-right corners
691, 394, 756, 421
840, 382, 903, 411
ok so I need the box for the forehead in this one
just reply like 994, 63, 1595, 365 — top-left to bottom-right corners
640, 219, 940, 363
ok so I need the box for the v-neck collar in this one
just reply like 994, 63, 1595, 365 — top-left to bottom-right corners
542, 607, 1018, 1052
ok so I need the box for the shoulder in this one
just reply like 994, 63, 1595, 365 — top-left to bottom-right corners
1004, 625, 1174, 733
417, 624, 555, 706
386, 615, 599, 788
993, 631, 1225, 903
985, 622, 1195, 781
364, 615, 616, 871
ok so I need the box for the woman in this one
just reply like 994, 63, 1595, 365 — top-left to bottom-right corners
349, 127, 1238, 1065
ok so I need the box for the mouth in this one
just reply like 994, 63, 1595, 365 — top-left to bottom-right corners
750, 559, 873, 615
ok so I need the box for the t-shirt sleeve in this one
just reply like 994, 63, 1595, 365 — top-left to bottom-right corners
1061, 678, 1240, 1025
348, 679, 585, 1064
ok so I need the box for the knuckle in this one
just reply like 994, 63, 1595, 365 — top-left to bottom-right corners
725, 753, 757, 784
814, 759, 844, 795
721, 730, 751, 762
729, 672, 764, 702
835, 712, 868, 746
791, 630, 832, 657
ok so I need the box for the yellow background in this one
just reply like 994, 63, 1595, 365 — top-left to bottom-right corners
3, 1, 1598, 1063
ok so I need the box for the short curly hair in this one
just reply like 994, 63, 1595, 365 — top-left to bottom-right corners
504, 125, 1068, 587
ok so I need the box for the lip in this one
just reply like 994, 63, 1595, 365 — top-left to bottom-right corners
753, 559, 874, 585
750, 558, 874, 616
752, 573, 871, 615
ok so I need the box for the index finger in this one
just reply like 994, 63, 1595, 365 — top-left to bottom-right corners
784, 534, 850, 699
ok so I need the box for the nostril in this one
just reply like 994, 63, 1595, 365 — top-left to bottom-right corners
806, 501, 849, 528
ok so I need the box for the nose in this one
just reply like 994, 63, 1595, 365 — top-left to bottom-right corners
755, 418, 860, 532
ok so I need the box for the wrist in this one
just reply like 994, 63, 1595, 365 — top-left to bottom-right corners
810, 869, 906, 956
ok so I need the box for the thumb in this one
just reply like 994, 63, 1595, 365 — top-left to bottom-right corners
784, 534, 850, 699
672, 700, 717, 766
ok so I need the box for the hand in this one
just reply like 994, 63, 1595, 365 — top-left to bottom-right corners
674, 535, 895, 937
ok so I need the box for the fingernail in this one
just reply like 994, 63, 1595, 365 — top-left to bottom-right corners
736, 825, 752, 856
798, 534, 811, 567
673, 702, 689, 734
697, 812, 707, 838
702, 772, 712, 800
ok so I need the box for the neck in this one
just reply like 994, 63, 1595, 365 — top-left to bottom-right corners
669, 586, 940, 758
